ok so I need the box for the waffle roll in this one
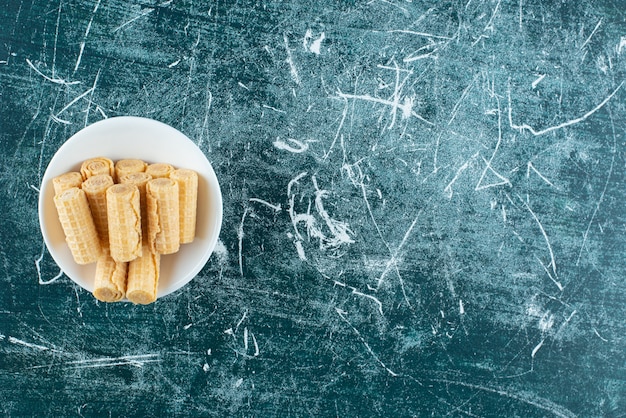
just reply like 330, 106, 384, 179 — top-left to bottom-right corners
169, 169, 198, 244
80, 157, 114, 180
126, 244, 160, 305
120, 172, 152, 240
52, 172, 83, 195
145, 163, 174, 179
53, 187, 101, 264
82, 174, 114, 247
93, 248, 128, 302
146, 178, 180, 254
106, 184, 142, 262
114, 159, 146, 182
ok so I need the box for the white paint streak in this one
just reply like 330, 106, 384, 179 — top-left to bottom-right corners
112, 1, 171, 33
617, 36, 626, 55
35, 246, 63, 285
335, 90, 433, 126
55, 87, 94, 118
508, 80, 624, 136
531, 74, 546, 89
237, 208, 249, 277
520, 196, 558, 279
387, 29, 453, 40
26, 58, 80, 86
527, 161, 556, 188
577, 110, 617, 265
351, 289, 384, 316
283, 34, 301, 85
304, 29, 325, 54
312, 176, 355, 248
431, 379, 576, 418
250, 331, 260, 356
444, 153, 479, 198
212, 239, 228, 265
476, 98, 511, 191
580, 18, 602, 50
335, 308, 398, 377
9, 336, 54, 352
273, 137, 309, 153
249, 198, 281, 212
294, 239, 307, 260
531, 339, 544, 358
74, 0, 101, 72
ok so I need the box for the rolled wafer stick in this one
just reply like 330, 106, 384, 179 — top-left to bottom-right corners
93, 248, 128, 302
146, 178, 180, 254
126, 244, 160, 305
53, 172, 83, 195
82, 174, 114, 247
145, 163, 174, 179
53, 187, 101, 264
81, 157, 114, 180
115, 159, 146, 182
169, 169, 198, 244
106, 184, 142, 262
120, 172, 152, 241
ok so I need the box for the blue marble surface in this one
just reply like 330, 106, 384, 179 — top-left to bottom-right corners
0, 0, 624, 416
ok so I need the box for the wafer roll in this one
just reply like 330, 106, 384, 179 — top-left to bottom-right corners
82, 174, 114, 247
126, 244, 160, 305
53, 187, 101, 264
120, 172, 152, 241
146, 178, 180, 254
115, 159, 146, 182
146, 163, 174, 179
80, 157, 114, 180
169, 169, 198, 244
106, 184, 142, 262
93, 248, 128, 302
53, 172, 83, 195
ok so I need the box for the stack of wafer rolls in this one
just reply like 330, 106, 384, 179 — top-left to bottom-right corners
51, 158, 199, 305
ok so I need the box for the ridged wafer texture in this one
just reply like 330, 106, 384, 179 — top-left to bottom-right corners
145, 163, 174, 179
80, 157, 114, 180
115, 159, 146, 182
146, 178, 180, 254
53, 187, 101, 264
120, 172, 152, 241
93, 249, 128, 302
53, 172, 83, 195
169, 169, 198, 244
106, 184, 142, 262
126, 244, 159, 305
82, 174, 114, 247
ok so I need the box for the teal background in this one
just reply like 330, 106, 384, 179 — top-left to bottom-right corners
1, 0, 625, 416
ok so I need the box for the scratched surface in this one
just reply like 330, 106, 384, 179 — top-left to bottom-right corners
0, 0, 625, 416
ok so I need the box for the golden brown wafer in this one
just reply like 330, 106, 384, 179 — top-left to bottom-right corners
106, 184, 142, 262
119, 172, 152, 242
53, 172, 83, 195
80, 157, 114, 180
169, 169, 198, 244
145, 163, 174, 179
82, 174, 114, 247
114, 159, 146, 182
126, 244, 160, 305
93, 248, 128, 302
53, 187, 101, 264
146, 178, 180, 254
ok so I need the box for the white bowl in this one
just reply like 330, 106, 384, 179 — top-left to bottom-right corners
38, 116, 223, 300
